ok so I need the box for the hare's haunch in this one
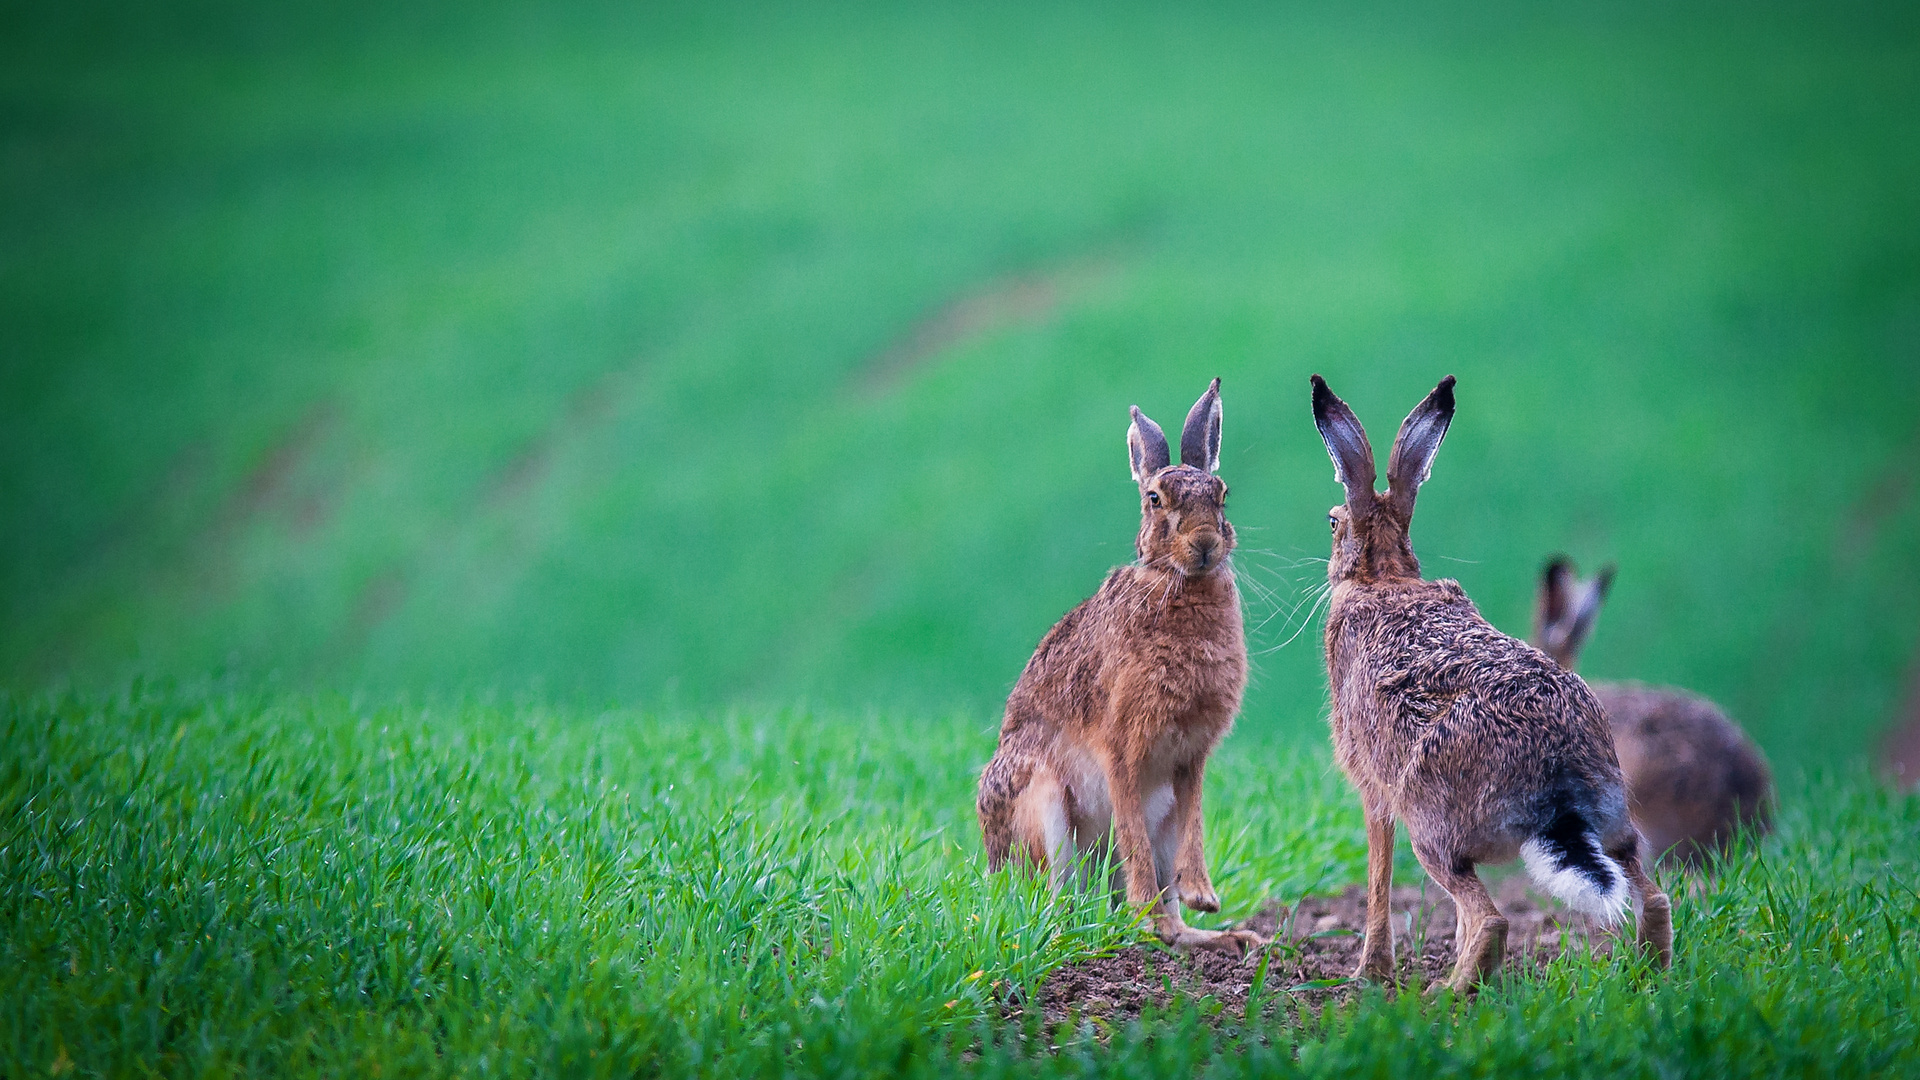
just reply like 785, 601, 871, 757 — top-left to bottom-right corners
1311, 374, 1673, 995
977, 379, 1264, 956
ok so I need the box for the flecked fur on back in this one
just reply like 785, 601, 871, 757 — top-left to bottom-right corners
1310, 374, 1671, 994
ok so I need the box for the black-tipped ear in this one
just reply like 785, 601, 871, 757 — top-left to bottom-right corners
1385, 375, 1455, 517
1128, 406, 1170, 484
1180, 378, 1223, 473
1535, 556, 1575, 645
1311, 375, 1377, 510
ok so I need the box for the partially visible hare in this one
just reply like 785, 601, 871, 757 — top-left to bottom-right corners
1311, 374, 1670, 995
1533, 557, 1773, 868
978, 378, 1264, 955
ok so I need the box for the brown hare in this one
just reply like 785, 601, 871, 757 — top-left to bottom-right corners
1533, 557, 1773, 868
978, 378, 1264, 955
1311, 374, 1671, 995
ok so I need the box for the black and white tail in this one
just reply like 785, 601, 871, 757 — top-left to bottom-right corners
1520, 809, 1630, 926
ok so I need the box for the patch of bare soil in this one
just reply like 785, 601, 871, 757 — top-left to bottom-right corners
1029, 878, 1609, 1027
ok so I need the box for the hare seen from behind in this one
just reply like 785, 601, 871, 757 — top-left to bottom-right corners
1311, 374, 1671, 995
1534, 558, 1773, 868
978, 379, 1264, 955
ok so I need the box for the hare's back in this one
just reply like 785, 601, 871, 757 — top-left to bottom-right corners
1595, 682, 1769, 795
1001, 580, 1121, 724
1349, 583, 1622, 821
1363, 582, 1614, 746
1425, 653, 1621, 787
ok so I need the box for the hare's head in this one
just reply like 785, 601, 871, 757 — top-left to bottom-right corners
1127, 378, 1234, 578
1533, 556, 1615, 670
1310, 374, 1456, 585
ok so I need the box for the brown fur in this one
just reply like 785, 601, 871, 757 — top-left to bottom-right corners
1533, 558, 1774, 868
978, 380, 1264, 955
1311, 375, 1671, 995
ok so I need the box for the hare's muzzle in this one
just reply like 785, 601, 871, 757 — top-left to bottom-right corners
1179, 528, 1226, 576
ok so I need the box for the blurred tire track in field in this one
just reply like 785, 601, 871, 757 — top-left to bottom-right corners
859, 248, 1131, 398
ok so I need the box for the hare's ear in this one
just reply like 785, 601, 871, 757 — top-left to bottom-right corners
1180, 377, 1223, 473
1560, 564, 1615, 663
1311, 375, 1376, 511
1535, 556, 1576, 646
1129, 406, 1171, 484
1385, 375, 1456, 517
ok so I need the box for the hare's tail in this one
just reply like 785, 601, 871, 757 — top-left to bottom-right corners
1520, 808, 1631, 926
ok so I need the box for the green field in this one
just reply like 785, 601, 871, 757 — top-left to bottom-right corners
6, 689, 1919, 1076
4, 0, 1920, 1075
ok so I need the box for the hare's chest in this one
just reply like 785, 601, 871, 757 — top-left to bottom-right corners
1138, 621, 1246, 693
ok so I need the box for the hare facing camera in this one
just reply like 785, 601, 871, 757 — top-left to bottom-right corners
977, 379, 1264, 956
1310, 374, 1672, 995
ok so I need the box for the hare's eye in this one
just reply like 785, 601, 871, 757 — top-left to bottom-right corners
1328, 513, 1338, 532
1148, 491, 1162, 507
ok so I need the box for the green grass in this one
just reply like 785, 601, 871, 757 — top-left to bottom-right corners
5, 687, 1918, 1078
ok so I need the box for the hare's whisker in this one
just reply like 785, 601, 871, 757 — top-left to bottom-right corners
1256, 582, 1333, 654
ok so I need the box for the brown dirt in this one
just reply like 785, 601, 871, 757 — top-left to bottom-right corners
1026, 879, 1612, 1026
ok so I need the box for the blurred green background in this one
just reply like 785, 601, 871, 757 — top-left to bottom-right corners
4, 0, 1917, 765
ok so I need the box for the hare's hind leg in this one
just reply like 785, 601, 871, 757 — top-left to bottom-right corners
977, 753, 1024, 872
1010, 766, 1075, 890
1413, 843, 1507, 996
1614, 841, 1673, 968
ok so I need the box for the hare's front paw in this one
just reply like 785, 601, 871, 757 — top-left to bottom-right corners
1175, 875, 1221, 913
1351, 942, 1396, 983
